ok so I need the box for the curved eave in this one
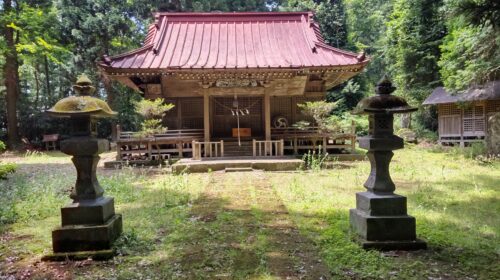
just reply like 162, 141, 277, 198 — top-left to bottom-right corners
99, 59, 369, 76
107, 44, 153, 61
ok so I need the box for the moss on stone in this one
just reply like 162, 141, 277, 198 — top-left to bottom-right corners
47, 96, 117, 117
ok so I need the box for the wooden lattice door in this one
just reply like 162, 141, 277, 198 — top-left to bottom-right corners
212, 97, 263, 138
463, 103, 485, 136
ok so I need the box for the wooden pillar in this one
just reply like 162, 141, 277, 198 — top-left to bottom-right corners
264, 91, 271, 141
204, 91, 210, 142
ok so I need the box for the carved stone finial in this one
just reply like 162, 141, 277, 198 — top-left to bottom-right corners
376, 74, 396, 95
73, 74, 96, 96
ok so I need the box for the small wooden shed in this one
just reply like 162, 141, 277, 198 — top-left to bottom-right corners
423, 81, 500, 146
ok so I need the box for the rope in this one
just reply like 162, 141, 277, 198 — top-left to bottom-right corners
212, 98, 261, 112
212, 97, 261, 147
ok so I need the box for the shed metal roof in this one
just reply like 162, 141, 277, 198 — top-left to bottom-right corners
99, 12, 368, 71
423, 81, 500, 105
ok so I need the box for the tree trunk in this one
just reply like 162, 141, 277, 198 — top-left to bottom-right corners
2, 0, 20, 148
44, 55, 52, 106
34, 65, 41, 111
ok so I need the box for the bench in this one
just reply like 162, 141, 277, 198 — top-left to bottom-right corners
42, 134, 59, 150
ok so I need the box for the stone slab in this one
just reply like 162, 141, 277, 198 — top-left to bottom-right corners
350, 209, 416, 241
61, 197, 115, 226
356, 192, 407, 216
42, 249, 115, 262
104, 160, 164, 169
172, 157, 302, 173
52, 214, 122, 253
356, 239, 427, 251
329, 154, 366, 161
225, 167, 253, 172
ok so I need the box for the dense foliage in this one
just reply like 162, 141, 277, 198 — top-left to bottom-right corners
1, 0, 498, 147
296, 101, 340, 133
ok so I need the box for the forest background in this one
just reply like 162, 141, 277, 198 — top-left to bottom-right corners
0, 0, 498, 148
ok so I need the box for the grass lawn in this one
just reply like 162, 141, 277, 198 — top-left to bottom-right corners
0, 145, 498, 279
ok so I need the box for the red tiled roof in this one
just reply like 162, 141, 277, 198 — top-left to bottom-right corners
101, 12, 368, 70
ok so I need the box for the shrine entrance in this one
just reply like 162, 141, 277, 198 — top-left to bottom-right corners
211, 96, 263, 139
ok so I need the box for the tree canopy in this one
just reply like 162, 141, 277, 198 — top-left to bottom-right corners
1, 0, 498, 146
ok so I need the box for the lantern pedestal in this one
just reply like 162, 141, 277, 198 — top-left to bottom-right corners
43, 75, 121, 261
349, 135, 426, 250
44, 137, 122, 260
350, 192, 426, 250
349, 76, 426, 251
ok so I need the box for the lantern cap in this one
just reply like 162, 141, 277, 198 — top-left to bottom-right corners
47, 74, 117, 118
352, 75, 417, 115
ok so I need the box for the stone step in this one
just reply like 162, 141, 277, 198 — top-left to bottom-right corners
224, 144, 253, 148
223, 148, 253, 153
224, 167, 253, 172
223, 153, 253, 157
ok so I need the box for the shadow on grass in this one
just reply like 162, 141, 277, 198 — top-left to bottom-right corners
1, 165, 498, 280
109, 183, 331, 279
286, 201, 499, 280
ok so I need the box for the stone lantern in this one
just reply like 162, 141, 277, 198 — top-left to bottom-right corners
350, 75, 426, 250
44, 74, 122, 259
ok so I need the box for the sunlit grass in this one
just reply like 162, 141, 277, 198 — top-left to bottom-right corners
0, 145, 498, 279
269, 145, 499, 279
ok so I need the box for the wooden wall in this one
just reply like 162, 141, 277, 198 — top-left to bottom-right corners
438, 99, 500, 139
143, 74, 328, 136
161, 97, 204, 130
159, 95, 324, 136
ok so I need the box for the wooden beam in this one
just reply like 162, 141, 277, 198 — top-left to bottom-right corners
264, 90, 271, 141
204, 90, 210, 142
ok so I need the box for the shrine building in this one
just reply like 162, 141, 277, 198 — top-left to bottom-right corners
99, 12, 369, 160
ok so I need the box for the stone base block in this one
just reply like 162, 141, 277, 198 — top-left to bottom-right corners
356, 192, 407, 216
52, 214, 122, 253
61, 197, 115, 226
42, 249, 115, 261
357, 239, 427, 251
350, 209, 416, 241
350, 191, 426, 251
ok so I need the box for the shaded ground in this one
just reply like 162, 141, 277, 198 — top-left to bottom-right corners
0, 153, 331, 279
174, 171, 330, 279
0, 146, 499, 279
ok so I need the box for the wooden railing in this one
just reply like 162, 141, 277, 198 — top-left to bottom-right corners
253, 139, 284, 157
116, 125, 204, 161
192, 140, 224, 160
271, 122, 356, 154
117, 126, 204, 140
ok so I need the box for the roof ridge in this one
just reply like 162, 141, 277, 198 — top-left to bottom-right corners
106, 44, 153, 60
154, 11, 313, 16
100, 11, 370, 71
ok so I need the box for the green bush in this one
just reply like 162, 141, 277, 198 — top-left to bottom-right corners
466, 142, 487, 159
338, 112, 369, 136
134, 98, 174, 136
414, 127, 438, 142
0, 163, 16, 179
296, 101, 340, 133
0, 140, 16, 179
